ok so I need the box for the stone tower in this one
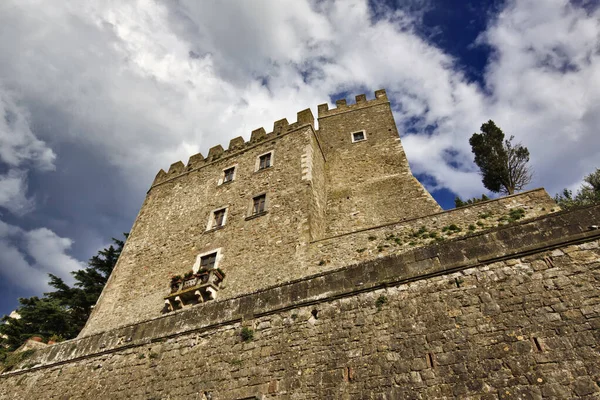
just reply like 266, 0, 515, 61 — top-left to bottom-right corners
79, 89, 441, 336
5, 90, 596, 400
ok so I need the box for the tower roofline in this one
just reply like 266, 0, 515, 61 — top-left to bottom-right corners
317, 89, 388, 118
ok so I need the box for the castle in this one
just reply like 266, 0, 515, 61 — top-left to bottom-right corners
1, 90, 599, 399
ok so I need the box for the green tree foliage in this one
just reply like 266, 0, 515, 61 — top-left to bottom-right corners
469, 120, 532, 195
554, 168, 600, 209
454, 194, 490, 208
0, 235, 125, 352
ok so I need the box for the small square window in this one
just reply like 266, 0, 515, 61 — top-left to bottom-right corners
200, 253, 217, 269
213, 209, 226, 228
351, 131, 366, 142
253, 194, 266, 214
223, 167, 235, 183
258, 153, 271, 170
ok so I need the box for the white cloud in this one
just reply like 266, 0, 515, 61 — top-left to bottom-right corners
0, 170, 34, 216
0, 220, 83, 291
0, 89, 55, 216
0, 89, 55, 171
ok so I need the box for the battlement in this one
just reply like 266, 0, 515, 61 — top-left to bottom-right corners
317, 89, 388, 118
151, 108, 315, 187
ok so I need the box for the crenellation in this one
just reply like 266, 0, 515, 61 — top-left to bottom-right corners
296, 108, 314, 126
318, 89, 389, 118
207, 144, 224, 161
152, 169, 167, 185
250, 127, 267, 142
228, 136, 245, 150
318, 103, 329, 114
374, 88, 387, 99
272, 118, 289, 135
167, 161, 184, 175
151, 110, 318, 187
187, 152, 205, 167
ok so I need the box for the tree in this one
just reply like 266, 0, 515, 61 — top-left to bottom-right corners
469, 120, 532, 195
0, 235, 125, 352
454, 194, 490, 208
555, 168, 600, 209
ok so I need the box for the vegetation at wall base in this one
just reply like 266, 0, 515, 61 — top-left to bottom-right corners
555, 168, 600, 209
455, 194, 490, 208
0, 235, 127, 363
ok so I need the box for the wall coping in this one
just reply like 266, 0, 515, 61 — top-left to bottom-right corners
2, 204, 599, 377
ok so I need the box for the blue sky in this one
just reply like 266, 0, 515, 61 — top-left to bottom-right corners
1, 0, 599, 318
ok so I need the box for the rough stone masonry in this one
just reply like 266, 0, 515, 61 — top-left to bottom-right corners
1, 90, 598, 399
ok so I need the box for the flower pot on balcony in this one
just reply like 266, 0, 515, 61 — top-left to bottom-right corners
207, 269, 224, 286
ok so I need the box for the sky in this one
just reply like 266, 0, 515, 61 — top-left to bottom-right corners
1, 0, 599, 317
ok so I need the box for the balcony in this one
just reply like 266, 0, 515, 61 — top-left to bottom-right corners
164, 269, 225, 312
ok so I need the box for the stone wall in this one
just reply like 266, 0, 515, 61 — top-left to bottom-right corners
307, 188, 557, 271
2, 205, 599, 399
81, 124, 321, 337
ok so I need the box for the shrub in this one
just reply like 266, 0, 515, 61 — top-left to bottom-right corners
508, 208, 525, 221
240, 327, 254, 342
468, 224, 476, 231
375, 295, 388, 310
367, 236, 377, 241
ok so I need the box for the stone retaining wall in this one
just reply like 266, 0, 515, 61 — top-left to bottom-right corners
1, 205, 599, 399
306, 188, 557, 271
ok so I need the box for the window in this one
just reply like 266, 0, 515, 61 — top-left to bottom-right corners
207, 207, 228, 230
213, 208, 226, 228
218, 164, 237, 185
223, 167, 235, 183
253, 194, 266, 214
255, 151, 274, 172
200, 252, 217, 269
258, 153, 271, 170
193, 248, 222, 272
351, 130, 366, 143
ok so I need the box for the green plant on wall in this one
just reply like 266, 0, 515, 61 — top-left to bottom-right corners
240, 327, 254, 342
375, 295, 388, 310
